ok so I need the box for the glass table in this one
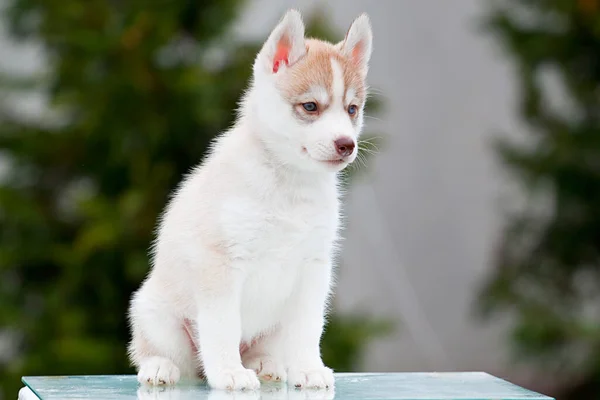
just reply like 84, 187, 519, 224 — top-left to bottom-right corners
20, 372, 554, 399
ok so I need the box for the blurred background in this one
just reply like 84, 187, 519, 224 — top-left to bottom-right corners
1, 0, 599, 399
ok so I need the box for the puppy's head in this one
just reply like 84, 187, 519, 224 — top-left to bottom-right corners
249, 10, 373, 173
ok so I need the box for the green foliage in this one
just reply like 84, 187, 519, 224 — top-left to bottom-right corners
479, 0, 600, 396
0, 2, 388, 398
322, 313, 394, 372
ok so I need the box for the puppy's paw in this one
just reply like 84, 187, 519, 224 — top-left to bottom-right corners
287, 366, 334, 389
137, 356, 181, 386
244, 357, 287, 382
207, 366, 260, 391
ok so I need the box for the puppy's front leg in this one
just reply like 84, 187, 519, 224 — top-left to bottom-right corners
280, 259, 335, 389
195, 267, 260, 391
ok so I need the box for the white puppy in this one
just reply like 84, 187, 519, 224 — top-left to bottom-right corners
127, 9, 373, 391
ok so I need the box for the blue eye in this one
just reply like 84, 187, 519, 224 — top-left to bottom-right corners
348, 105, 358, 116
302, 102, 318, 112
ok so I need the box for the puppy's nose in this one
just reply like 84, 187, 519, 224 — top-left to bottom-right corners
334, 137, 355, 157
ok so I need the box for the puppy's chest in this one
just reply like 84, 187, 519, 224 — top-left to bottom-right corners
229, 197, 337, 336
222, 195, 338, 263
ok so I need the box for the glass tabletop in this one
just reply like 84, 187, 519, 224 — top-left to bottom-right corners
22, 372, 554, 400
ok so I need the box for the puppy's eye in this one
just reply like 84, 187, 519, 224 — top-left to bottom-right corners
348, 105, 358, 116
302, 102, 318, 113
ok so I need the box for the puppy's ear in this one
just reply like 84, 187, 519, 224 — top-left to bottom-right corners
258, 9, 306, 73
340, 14, 373, 73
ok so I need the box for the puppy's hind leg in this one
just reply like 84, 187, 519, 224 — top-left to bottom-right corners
241, 329, 287, 383
128, 284, 199, 386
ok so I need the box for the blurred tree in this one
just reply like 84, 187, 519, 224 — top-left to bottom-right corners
479, 0, 600, 398
0, 1, 388, 398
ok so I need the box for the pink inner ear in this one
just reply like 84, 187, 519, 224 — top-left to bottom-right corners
351, 41, 363, 65
273, 41, 290, 73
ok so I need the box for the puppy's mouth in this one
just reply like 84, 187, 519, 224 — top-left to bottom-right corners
302, 147, 349, 167
302, 147, 350, 169
321, 158, 346, 166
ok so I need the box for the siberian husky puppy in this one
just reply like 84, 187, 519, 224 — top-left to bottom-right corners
128, 9, 373, 391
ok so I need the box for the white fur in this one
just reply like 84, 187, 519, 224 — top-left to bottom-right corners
257, 9, 306, 73
306, 85, 330, 106
128, 10, 372, 391
340, 13, 373, 73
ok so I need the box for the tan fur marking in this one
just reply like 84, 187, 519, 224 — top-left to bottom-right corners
277, 39, 366, 108
343, 60, 365, 105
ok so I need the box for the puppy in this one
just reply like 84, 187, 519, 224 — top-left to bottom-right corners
128, 9, 373, 391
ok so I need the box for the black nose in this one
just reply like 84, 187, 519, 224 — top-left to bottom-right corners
334, 137, 355, 157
